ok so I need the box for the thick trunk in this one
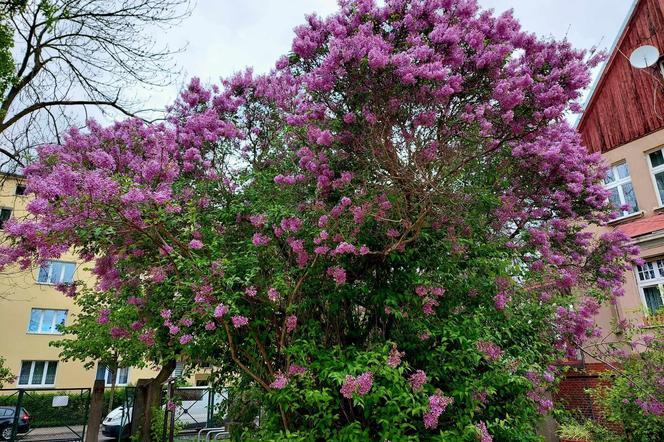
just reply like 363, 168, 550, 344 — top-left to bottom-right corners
131, 360, 176, 442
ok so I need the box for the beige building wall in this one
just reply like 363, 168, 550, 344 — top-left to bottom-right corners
0, 175, 159, 390
592, 127, 664, 340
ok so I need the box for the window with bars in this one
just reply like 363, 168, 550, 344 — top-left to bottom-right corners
18, 361, 58, 387
635, 260, 664, 314
604, 162, 639, 218
36, 260, 76, 284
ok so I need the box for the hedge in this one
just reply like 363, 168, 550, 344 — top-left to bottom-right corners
0, 388, 129, 428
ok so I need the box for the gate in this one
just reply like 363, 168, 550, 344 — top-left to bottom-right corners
159, 384, 228, 441
0, 387, 90, 442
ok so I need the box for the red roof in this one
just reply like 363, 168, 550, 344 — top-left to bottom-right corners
614, 214, 664, 237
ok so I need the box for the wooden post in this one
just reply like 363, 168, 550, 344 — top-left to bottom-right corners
130, 361, 176, 442
85, 379, 105, 442
130, 379, 151, 441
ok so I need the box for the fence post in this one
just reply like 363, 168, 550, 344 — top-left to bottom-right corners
167, 382, 175, 442
85, 380, 105, 442
10, 389, 23, 442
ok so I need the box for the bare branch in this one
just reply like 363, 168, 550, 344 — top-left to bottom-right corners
0, 0, 193, 171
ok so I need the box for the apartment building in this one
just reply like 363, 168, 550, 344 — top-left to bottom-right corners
0, 174, 159, 389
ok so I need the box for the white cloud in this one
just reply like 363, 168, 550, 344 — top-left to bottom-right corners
132, 0, 635, 113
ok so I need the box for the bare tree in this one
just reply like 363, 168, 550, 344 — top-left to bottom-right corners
0, 0, 192, 170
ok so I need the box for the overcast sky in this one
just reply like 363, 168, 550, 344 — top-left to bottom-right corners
135, 0, 636, 110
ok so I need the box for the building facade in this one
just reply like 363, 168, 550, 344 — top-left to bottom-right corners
554, 0, 664, 424
0, 174, 159, 389
579, 0, 664, 333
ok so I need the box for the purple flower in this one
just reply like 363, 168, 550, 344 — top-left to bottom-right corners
327, 266, 346, 285
97, 309, 110, 324
231, 315, 248, 328
423, 393, 453, 429
150, 267, 166, 283
179, 334, 193, 345
340, 375, 357, 399
213, 303, 228, 318
475, 421, 493, 442
189, 239, 204, 249
356, 372, 373, 396
252, 233, 270, 246
340, 372, 373, 399
387, 345, 403, 368
288, 364, 307, 375
387, 228, 400, 238
110, 327, 129, 338
409, 370, 427, 392
269, 373, 288, 389
286, 315, 297, 333
476, 341, 503, 361
268, 287, 281, 302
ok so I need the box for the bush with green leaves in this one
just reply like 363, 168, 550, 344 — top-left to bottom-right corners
0, 0, 639, 439
589, 325, 664, 442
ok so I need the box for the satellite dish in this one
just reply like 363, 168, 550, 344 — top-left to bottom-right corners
629, 45, 660, 69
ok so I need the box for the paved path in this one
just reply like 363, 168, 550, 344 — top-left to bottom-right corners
12, 425, 115, 441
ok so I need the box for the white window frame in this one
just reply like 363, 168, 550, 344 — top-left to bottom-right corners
27, 308, 67, 334
635, 259, 664, 315
604, 162, 638, 219
36, 260, 76, 285
17, 360, 58, 387
97, 365, 130, 386
647, 147, 664, 207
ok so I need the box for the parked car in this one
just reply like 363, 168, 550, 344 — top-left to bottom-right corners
0, 407, 30, 441
101, 387, 226, 440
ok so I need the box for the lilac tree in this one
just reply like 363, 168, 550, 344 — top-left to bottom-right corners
0, 0, 639, 439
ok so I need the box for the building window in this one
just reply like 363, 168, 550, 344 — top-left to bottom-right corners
96, 365, 129, 386
37, 261, 76, 284
636, 259, 664, 314
648, 149, 664, 205
0, 208, 11, 229
15, 184, 26, 196
603, 162, 638, 217
27, 309, 67, 334
18, 361, 58, 387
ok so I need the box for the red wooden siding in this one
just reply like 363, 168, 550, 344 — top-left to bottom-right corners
579, 0, 664, 153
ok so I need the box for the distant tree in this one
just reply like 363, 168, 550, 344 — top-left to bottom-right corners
0, 356, 14, 387
0, 0, 192, 171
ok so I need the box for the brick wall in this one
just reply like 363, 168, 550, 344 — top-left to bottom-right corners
555, 370, 604, 420
554, 362, 622, 433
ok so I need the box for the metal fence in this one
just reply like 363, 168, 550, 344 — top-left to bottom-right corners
0, 387, 90, 442
152, 384, 237, 442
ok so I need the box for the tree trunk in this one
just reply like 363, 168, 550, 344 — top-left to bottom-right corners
108, 365, 117, 414
131, 360, 176, 442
